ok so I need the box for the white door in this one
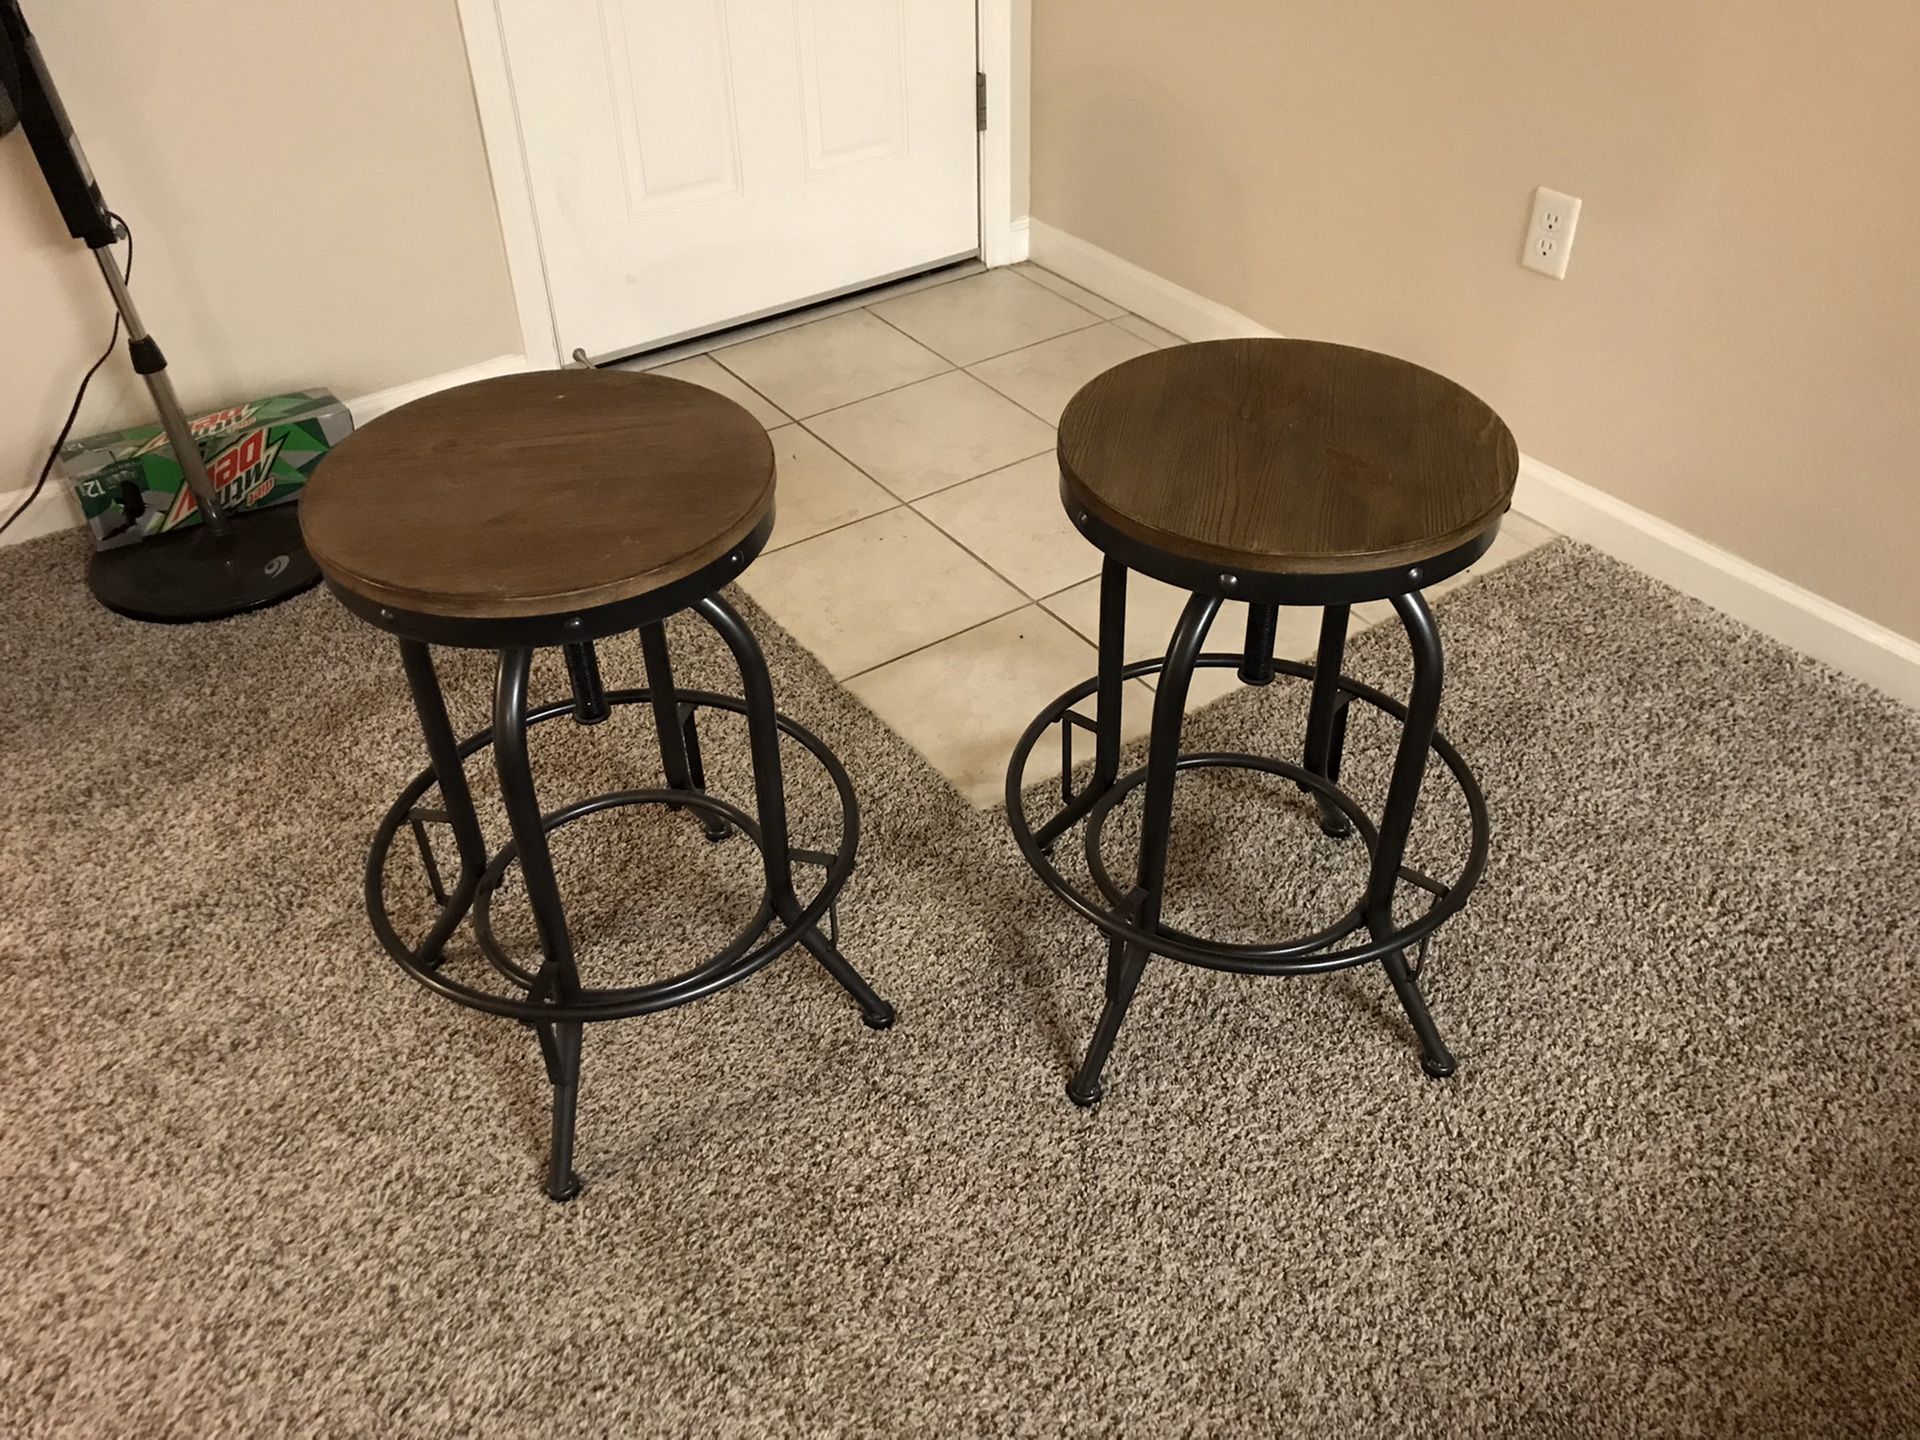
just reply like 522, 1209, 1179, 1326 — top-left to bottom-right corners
499, 0, 980, 362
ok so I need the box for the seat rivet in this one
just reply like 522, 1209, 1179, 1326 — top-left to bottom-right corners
378, 607, 394, 623
1219, 573, 1238, 591
566, 616, 583, 631
1408, 567, 1423, 584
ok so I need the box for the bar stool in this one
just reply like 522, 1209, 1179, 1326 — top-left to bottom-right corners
1006, 338, 1517, 1103
300, 370, 894, 1199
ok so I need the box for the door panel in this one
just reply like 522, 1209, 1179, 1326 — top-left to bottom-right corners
501, 0, 979, 361
601, 0, 743, 212
797, 0, 905, 173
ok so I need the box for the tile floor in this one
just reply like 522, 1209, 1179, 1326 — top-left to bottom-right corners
623, 264, 1558, 806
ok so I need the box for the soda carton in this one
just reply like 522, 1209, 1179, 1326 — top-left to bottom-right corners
59, 389, 353, 550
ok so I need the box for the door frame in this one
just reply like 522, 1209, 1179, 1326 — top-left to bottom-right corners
455, 0, 1020, 371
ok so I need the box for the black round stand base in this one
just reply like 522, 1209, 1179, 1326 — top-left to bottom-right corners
861, 1004, 897, 1031
545, 1171, 584, 1203
1420, 1055, 1457, 1080
1066, 1080, 1102, 1109
89, 505, 320, 623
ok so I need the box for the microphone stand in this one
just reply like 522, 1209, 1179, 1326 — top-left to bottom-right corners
3, 0, 319, 621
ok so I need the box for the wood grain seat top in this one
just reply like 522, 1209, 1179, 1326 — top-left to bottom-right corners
299, 370, 774, 620
1057, 339, 1518, 578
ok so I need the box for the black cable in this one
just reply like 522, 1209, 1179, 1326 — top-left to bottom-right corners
0, 211, 133, 537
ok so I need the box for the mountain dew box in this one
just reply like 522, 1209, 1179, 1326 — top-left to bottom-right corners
59, 390, 352, 550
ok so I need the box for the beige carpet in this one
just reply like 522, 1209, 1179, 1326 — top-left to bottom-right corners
3, 529, 1919, 1435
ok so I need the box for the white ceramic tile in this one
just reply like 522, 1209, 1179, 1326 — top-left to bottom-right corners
804, 371, 1054, 501
1015, 264, 1125, 319
1042, 571, 1394, 712
846, 606, 1156, 807
968, 323, 1156, 426
914, 454, 1100, 600
736, 508, 1023, 679
765, 425, 896, 552
1426, 510, 1560, 602
646, 354, 789, 430
1112, 313, 1185, 349
869, 269, 1100, 366
714, 310, 949, 418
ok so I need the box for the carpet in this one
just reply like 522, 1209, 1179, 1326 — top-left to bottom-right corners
2, 529, 1918, 1435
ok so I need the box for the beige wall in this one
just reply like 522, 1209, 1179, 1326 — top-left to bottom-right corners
1031, 0, 1920, 640
2, 0, 520, 521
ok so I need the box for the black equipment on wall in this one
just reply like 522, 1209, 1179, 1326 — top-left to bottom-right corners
0, 0, 319, 621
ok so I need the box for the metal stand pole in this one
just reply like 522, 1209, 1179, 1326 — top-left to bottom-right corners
92, 242, 229, 536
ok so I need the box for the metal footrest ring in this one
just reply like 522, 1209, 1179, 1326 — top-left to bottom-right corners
1006, 652, 1489, 978
367, 685, 857, 1025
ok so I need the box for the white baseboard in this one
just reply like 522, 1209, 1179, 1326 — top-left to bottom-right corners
1, 352, 532, 549
1007, 217, 1032, 264
1026, 218, 1920, 708
1028, 219, 1277, 342
344, 352, 529, 426
1513, 456, 1920, 707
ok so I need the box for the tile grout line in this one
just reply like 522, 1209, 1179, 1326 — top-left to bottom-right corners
883, 506, 1051, 614
761, 476, 1092, 657
761, 498, 906, 558
727, 304, 1147, 439
962, 369, 1066, 431
836, 596, 1070, 685
959, 319, 1158, 429
898, 443, 1057, 504
717, 349, 960, 423
1015, 264, 1128, 320
780, 413, 924, 506
807, 422, 1057, 510
862, 296, 1110, 370
755, 506, 1055, 678
717, 370, 795, 431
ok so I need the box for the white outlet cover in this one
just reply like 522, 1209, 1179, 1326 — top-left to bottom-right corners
1522, 186, 1581, 279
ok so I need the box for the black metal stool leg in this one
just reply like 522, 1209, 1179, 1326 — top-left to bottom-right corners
494, 646, 590, 1197
1035, 558, 1129, 852
539, 1020, 583, 1201
1302, 604, 1356, 838
1068, 922, 1150, 1107
1091, 559, 1128, 794
1068, 591, 1222, 1105
1367, 592, 1456, 1079
397, 641, 490, 959
695, 594, 895, 1029
638, 621, 729, 841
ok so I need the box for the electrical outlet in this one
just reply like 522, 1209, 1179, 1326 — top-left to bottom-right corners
1521, 186, 1581, 279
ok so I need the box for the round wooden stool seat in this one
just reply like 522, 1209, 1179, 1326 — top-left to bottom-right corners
1057, 338, 1518, 602
300, 370, 774, 637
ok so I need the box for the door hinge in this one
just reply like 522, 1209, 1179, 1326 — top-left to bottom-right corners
976, 71, 987, 131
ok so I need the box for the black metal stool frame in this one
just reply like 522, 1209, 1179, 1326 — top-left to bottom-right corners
346, 520, 893, 1201
1007, 534, 1495, 1106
